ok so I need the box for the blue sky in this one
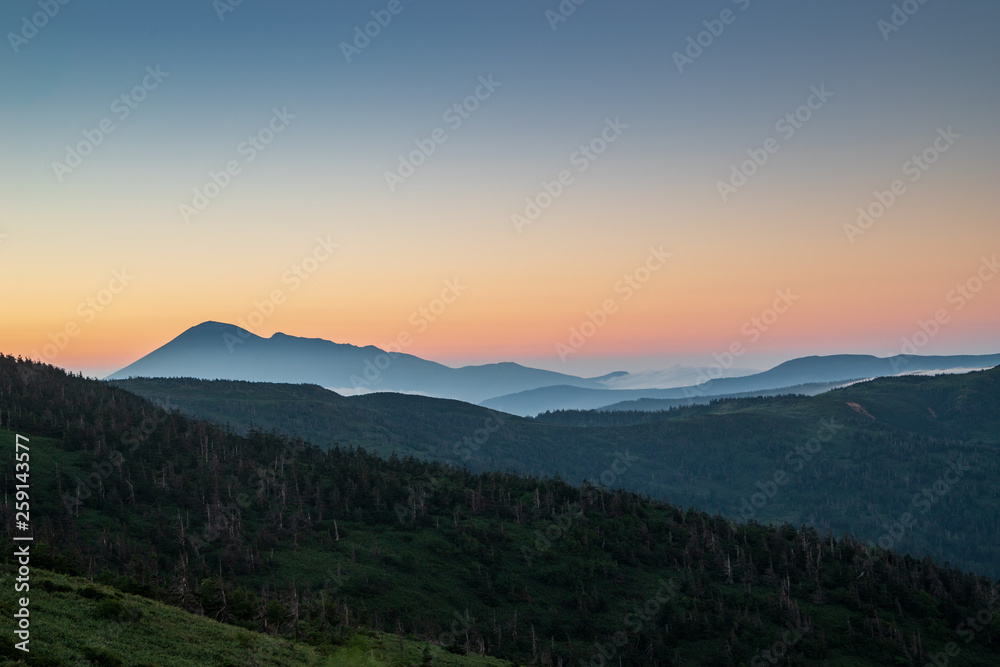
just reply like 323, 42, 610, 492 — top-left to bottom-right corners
2, 0, 999, 377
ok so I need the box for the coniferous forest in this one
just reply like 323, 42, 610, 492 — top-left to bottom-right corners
3, 355, 1000, 665
114, 367, 1000, 578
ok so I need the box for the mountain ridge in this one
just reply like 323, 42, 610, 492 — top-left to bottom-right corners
106, 321, 606, 403
482, 353, 1000, 415
106, 320, 1000, 414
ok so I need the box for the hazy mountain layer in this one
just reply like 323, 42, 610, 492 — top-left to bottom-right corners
107, 322, 1000, 416
481, 353, 1000, 415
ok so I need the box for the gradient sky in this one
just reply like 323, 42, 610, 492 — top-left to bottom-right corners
1, 0, 998, 378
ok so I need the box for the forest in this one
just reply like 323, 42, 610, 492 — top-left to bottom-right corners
1, 355, 999, 665
113, 367, 1000, 577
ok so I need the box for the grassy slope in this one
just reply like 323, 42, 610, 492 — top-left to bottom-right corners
0, 569, 328, 667
0, 570, 512, 667
0, 429, 510, 667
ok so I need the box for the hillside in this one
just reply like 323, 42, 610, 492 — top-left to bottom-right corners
111, 367, 1000, 578
3, 355, 1000, 665
481, 354, 1000, 415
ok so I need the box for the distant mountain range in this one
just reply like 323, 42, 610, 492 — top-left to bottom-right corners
481, 353, 1000, 415
106, 321, 1000, 415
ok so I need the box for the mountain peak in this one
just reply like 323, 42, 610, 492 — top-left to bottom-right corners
103, 322, 602, 401
183, 320, 254, 335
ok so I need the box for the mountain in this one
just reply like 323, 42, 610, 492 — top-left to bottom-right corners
6, 355, 1000, 666
105, 321, 608, 404
112, 365, 1000, 577
481, 353, 1000, 415
106, 323, 1000, 415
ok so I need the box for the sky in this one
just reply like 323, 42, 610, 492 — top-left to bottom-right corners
1, 0, 998, 378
